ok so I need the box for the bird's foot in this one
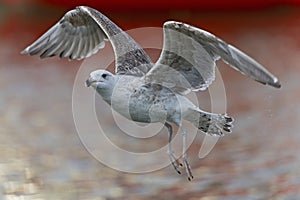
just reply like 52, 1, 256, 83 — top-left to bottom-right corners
183, 156, 194, 181
168, 151, 183, 174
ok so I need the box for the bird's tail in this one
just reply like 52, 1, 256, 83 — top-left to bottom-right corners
183, 108, 234, 136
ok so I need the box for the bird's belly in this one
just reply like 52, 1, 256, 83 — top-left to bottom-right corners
129, 98, 167, 123
111, 96, 163, 123
110, 86, 168, 123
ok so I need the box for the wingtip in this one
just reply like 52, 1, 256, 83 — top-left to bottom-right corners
269, 76, 281, 88
256, 78, 281, 89
20, 48, 28, 55
272, 80, 281, 89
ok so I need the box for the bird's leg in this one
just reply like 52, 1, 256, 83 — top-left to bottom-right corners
164, 123, 182, 174
180, 126, 194, 181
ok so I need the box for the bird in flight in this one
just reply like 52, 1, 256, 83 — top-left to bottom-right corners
22, 6, 281, 181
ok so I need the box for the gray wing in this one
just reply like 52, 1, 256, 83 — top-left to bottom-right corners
21, 6, 152, 76
146, 21, 281, 94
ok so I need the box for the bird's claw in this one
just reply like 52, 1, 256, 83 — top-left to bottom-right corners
183, 157, 194, 181
168, 151, 183, 174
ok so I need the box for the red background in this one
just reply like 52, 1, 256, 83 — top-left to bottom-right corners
4, 0, 300, 11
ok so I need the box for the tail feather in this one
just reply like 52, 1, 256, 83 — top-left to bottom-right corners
184, 108, 234, 136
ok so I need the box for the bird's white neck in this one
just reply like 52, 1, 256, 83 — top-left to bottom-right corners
96, 87, 113, 105
94, 78, 117, 105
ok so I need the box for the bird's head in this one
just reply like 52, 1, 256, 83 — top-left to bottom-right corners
85, 70, 115, 91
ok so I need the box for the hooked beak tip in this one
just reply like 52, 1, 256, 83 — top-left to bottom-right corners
85, 79, 91, 87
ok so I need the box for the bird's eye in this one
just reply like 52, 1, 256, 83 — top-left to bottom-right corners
102, 74, 107, 79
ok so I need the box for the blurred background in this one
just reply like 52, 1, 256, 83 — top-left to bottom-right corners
1, 0, 300, 199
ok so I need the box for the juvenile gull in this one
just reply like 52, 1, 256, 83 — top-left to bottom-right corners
22, 6, 281, 180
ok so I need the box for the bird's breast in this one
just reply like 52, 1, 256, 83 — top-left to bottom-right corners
110, 80, 181, 123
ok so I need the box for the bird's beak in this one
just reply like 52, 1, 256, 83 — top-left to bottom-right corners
85, 77, 93, 87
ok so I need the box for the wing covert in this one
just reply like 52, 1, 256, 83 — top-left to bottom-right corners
146, 21, 280, 94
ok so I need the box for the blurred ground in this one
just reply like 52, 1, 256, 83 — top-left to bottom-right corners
0, 3, 300, 200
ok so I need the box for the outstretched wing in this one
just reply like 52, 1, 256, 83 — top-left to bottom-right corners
146, 21, 281, 94
21, 6, 152, 76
